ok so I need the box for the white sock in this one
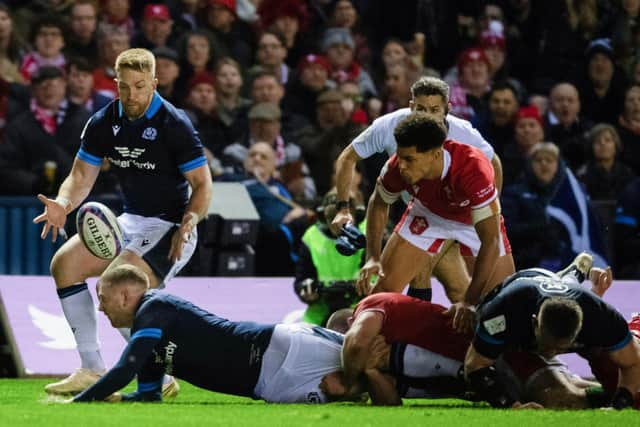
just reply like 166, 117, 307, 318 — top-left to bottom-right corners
57, 282, 105, 372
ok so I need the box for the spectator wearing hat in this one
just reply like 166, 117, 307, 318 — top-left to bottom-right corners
479, 25, 508, 82
153, 46, 182, 106
203, 0, 253, 68
131, 4, 176, 51
502, 105, 545, 186
0, 66, 91, 196
250, 70, 310, 141
474, 80, 520, 158
329, 0, 370, 72
255, 30, 290, 85
184, 71, 229, 167
322, 27, 377, 98
283, 54, 333, 123
577, 38, 628, 126
224, 101, 315, 201
65, 0, 99, 68
92, 27, 129, 99
214, 57, 251, 143
544, 82, 592, 171
99, 0, 135, 39
298, 89, 365, 196
577, 124, 635, 201
617, 84, 640, 176
20, 14, 67, 83
448, 48, 490, 122
65, 57, 110, 114
258, 0, 311, 68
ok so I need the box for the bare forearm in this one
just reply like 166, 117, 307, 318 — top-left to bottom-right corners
365, 192, 389, 260
335, 145, 361, 201
184, 180, 213, 223
343, 339, 371, 386
465, 238, 499, 305
365, 369, 402, 406
56, 164, 100, 212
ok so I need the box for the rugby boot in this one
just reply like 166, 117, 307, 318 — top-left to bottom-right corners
45, 368, 103, 395
557, 252, 593, 284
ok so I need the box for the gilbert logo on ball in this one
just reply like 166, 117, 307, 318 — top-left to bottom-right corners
76, 202, 124, 260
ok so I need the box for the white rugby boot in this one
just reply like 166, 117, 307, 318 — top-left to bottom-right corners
45, 368, 103, 395
556, 252, 593, 284
162, 375, 180, 398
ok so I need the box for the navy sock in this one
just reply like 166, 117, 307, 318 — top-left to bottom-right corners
407, 287, 432, 301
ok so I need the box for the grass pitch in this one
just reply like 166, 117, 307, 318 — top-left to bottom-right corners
0, 379, 636, 426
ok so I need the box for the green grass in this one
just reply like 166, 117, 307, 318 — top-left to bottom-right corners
0, 379, 636, 426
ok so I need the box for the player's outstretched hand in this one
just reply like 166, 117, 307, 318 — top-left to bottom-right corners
169, 212, 198, 263
590, 266, 613, 298
357, 258, 384, 296
444, 302, 476, 334
33, 194, 68, 242
512, 401, 544, 410
331, 209, 353, 236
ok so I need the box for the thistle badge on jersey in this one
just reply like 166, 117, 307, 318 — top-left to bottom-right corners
142, 127, 157, 141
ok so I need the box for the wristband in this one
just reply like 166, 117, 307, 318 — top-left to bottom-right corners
335, 200, 350, 211
55, 197, 72, 213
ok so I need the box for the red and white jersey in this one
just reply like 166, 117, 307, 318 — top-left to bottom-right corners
352, 293, 471, 362
378, 140, 497, 225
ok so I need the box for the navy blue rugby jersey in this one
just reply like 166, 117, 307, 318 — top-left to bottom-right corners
76, 92, 207, 222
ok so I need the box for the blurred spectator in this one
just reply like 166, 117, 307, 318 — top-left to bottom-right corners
503, 0, 543, 89
65, 0, 99, 68
131, 4, 176, 51
528, 93, 549, 118
611, 0, 640, 74
577, 38, 628, 125
502, 105, 545, 186
321, 27, 377, 97
255, 30, 289, 85
153, 46, 181, 106
221, 142, 313, 276
338, 81, 367, 125
298, 89, 364, 195
20, 14, 66, 82
381, 62, 412, 114
474, 80, 520, 157
479, 24, 508, 82
293, 188, 365, 326
329, 0, 370, 71
65, 56, 110, 113
448, 48, 490, 121
176, 30, 215, 97
174, 0, 201, 33
99, 0, 135, 38
258, 0, 311, 68
502, 142, 608, 270
214, 57, 251, 143
617, 84, 640, 176
250, 70, 309, 140
11, 0, 72, 43
183, 71, 228, 168
92, 28, 129, 99
283, 53, 332, 123
0, 3, 26, 84
577, 124, 635, 201
614, 177, 640, 278
0, 76, 30, 142
203, 0, 253, 68
545, 82, 592, 171
0, 66, 90, 196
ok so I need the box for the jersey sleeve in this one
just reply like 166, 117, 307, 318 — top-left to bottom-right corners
581, 296, 634, 352
446, 115, 494, 160
472, 298, 509, 359
352, 109, 407, 158
168, 110, 208, 174
377, 155, 404, 204
457, 150, 497, 209
76, 114, 107, 167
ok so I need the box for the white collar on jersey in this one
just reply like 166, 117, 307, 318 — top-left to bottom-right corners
440, 148, 451, 180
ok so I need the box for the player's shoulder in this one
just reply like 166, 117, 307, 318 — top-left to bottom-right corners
136, 291, 177, 315
372, 108, 411, 129
445, 140, 489, 169
158, 96, 194, 130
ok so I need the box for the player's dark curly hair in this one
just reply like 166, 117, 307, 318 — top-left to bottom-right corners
394, 113, 447, 152
539, 297, 583, 340
410, 76, 449, 104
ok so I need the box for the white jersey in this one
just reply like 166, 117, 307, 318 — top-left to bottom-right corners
253, 324, 343, 403
351, 108, 494, 161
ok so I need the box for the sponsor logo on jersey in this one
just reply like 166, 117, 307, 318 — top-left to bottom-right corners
164, 341, 178, 374
107, 157, 157, 170
409, 216, 428, 235
112, 125, 121, 136
142, 127, 157, 141
114, 147, 145, 159
483, 315, 506, 335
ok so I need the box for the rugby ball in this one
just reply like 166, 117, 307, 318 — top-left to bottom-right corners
76, 202, 124, 260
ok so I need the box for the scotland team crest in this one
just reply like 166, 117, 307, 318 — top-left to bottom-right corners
142, 127, 157, 141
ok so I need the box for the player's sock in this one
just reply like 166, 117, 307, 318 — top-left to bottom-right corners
407, 287, 432, 301
57, 282, 105, 372
117, 328, 131, 341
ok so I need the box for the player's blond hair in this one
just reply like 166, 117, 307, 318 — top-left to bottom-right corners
101, 264, 150, 290
114, 48, 156, 78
